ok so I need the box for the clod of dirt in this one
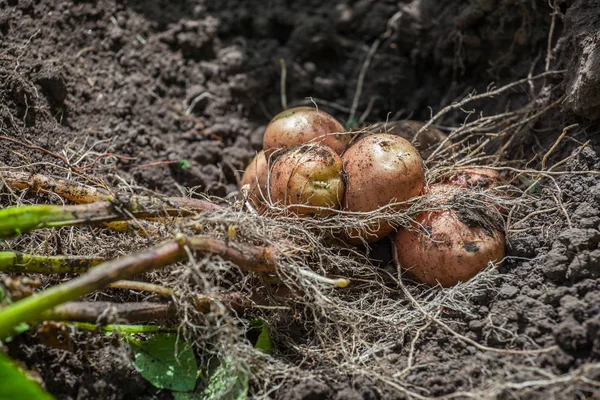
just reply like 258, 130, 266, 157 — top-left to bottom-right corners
507, 234, 542, 258
278, 380, 330, 400
554, 316, 589, 353
573, 203, 600, 229
563, 0, 600, 119
568, 249, 600, 282
33, 64, 68, 105
557, 228, 600, 253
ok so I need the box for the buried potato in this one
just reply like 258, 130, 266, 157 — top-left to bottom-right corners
342, 133, 425, 243
240, 150, 269, 210
263, 107, 350, 156
269, 143, 344, 216
442, 167, 506, 190
394, 186, 506, 287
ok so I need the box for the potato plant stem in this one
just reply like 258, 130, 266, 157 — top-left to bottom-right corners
40, 301, 177, 322
108, 280, 174, 296
0, 235, 281, 339
2, 171, 113, 203
184, 236, 278, 273
69, 322, 169, 334
0, 252, 103, 274
0, 196, 221, 239
0, 240, 184, 339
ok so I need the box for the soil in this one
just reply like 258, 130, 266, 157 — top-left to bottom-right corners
1, 0, 600, 399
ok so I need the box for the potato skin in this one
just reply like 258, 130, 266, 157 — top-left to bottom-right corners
342, 134, 425, 242
240, 150, 269, 209
263, 107, 349, 156
394, 210, 505, 287
444, 168, 506, 190
365, 120, 452, 160
270, 144, 344, 216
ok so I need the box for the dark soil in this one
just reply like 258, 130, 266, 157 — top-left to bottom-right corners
1, 0, 600, 399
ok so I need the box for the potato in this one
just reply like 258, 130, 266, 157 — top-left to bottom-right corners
240, 150, 269, 209
394, 209, 505, 287
366, 120, 452, 160
342, 134, 425, 243
263, 107, 350, 156
443, 167, 505, 190
269, 143, 344, 216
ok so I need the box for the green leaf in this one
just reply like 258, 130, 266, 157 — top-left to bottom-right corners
131, 333, 197, 392
250, 319, 273, 355
0, 352, 54, 400
202, 357, 248, 400
177, 160, 191, 171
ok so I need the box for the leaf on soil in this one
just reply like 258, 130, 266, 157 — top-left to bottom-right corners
250, 319, 273, 355
130, 333, 198, 392
0, 352, 54, 400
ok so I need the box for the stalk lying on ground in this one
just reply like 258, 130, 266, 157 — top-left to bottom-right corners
0, 240, 185, 339
0, 196, 220, 239
0, 235, 283, 339
40, 301, 178, 322
1, 170, 222, 210
41, 292, 254, 322
0, 252, 104, 274
2, 171, 113, 203
184, 236, 278, 273
69, 322, 169, 334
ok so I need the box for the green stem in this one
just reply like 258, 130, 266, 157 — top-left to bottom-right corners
0, 240, 185, 340
69, 322, 169, 334
0, 196, 222, 239
0, 252, 103, 274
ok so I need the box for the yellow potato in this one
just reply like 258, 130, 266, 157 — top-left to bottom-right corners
263, 107, 349, 156
270, 144, 344, 216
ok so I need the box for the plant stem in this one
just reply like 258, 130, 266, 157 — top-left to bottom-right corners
108, 281, 174, 296
0, 240, 185, 339
2, 171, 113, 203
69, 322, 170, 334
184, 236, 278, 273
0, 195, 221, 239
0, 252, 103, 274
40, 301, 177, 322
0, 234, 286, 339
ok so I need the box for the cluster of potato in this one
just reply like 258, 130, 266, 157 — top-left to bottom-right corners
240, 107, 505, 287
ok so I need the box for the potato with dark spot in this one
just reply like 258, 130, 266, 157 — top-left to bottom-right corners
240, 150, 269, 210
394, 209, 505, 287
263, 107, 350, 156
270, 143, 344, 216
443, 167, 506, 190
342, 133, 425, 243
